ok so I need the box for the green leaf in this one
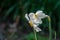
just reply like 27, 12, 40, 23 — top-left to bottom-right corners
4, 4, 16, 20
54, 0, 60, 9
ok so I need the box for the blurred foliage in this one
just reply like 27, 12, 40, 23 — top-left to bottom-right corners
26, 33, 48, 40
0, 0, 60, 39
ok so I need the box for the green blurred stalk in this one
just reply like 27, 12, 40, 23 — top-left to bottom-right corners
55, 31, 56, 40
48, 16, 52, 40
33, 27, 37, 40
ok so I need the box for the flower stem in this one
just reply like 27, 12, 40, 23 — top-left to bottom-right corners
47, 16, 52, 40
29, 21, 37, 40
33, 27, 37, 40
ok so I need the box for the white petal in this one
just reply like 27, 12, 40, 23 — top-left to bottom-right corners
39, 20, 42, 24
33, 26, 42, 32
36, 18, 42, 24
32, 18, 42, 24
25, 14, 29, 21
29, 13, 34, 17
33, 24, 38, 27
36, 10, 43, 15
36, 12, 48, 19
33, 19, 40, 24
40, 14, 48, 19
29, 13, 35, 20
35, 29, 40, 32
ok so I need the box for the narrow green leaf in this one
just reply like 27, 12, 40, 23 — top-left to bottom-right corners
4, 4, 16, 20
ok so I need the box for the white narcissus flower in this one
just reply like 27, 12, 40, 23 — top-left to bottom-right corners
25, 13, 42, 32
28, 13, 42, 32
25, 10, 48, 32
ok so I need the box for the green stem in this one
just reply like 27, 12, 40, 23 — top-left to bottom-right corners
47, 16, 52, 40
33, 27, 37, 40
55, 31, 56, 40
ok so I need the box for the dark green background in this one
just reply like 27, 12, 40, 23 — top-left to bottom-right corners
0, 0, 60, 40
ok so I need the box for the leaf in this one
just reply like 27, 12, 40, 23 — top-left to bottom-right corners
13, 7, 19, 20
4, 4, 16, 20
54, 0, 60, 9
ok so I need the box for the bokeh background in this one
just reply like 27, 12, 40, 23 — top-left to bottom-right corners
0, 0, 60, 40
